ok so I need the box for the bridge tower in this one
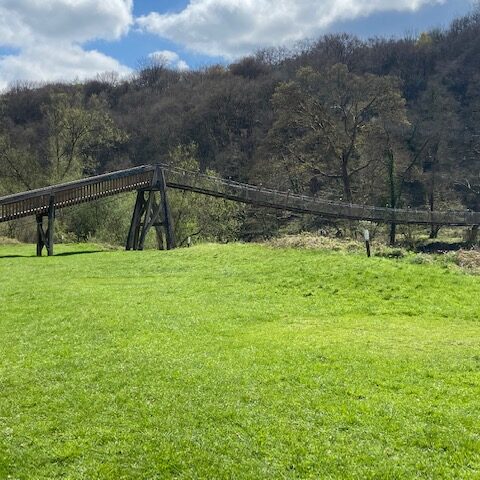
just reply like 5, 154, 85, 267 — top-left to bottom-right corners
36, 195, 55, 256
126, 166, 175, 251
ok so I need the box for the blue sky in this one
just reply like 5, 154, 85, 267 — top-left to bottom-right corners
86, 0, 224, 71
95, 0, 474, 70
0, 0, 475, 89
331, 0, 473, 38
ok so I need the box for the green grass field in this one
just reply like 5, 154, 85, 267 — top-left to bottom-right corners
1, 242, 479, 479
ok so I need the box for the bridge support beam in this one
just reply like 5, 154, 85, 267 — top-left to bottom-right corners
126, 168, 175, 251
36, 195, 55, 257
158, 167, 175, 250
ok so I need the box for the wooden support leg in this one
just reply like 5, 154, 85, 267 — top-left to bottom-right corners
126, 168, 175, 252
35, 196, 55, 256
138, 191, 163, 250
126, 191, 145, 251
151, 197, 166, 250
159, 169, 175, 250
133, 198, 147, 251
47, 196, 55, 257
36, 215, 44, 257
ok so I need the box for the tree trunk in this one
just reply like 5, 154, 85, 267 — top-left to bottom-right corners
428, 149, 438, 239
389, 223, 397, 247
387, 150, 397, 246
429, 225, 441, 239
341, 155, 353, 203
429, 186, 438, 239
466, 225, 479, 247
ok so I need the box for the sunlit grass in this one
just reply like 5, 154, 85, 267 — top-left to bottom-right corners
1, 243, 479, 479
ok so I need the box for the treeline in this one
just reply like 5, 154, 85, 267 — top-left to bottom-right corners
1, 9, 480, 245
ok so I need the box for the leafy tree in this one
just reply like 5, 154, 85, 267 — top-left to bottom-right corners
364, 120, 430, 245
412, 81, 461, 237
0, 135, 39, 193
267, 64, 407, 203
166, 143, 245, 246
44, 93, 127, 183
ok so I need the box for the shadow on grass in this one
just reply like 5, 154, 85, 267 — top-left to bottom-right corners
416, 242, 467, 253
55, 250, 106, 257
0, 250, 106, 259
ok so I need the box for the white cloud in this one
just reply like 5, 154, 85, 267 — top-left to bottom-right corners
0, 0, 133, 89
148, 50, 190, 71
137, 0, 446, 58
0, 45, 132, 90
0, 0, 133, 46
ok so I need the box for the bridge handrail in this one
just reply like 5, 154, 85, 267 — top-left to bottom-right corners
0, 165, 155, 206
164, 165, 475, 219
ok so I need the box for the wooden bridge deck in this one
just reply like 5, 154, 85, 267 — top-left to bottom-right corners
1, 164, 479, 227
0, 166, 154, 223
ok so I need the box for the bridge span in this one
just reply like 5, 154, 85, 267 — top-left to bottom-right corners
1, 164, 478, 255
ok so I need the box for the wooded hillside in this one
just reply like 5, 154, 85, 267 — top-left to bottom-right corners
1, 9, 480, 244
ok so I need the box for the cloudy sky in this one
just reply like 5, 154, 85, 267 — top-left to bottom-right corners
0, 0, 475, 89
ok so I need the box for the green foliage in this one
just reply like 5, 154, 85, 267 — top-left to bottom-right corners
268, 64, 408, 203
58, 194, 135, 245
1, 243, 479, 478
92, 194, 138, 246
44, 93, 127, 183
0, 90, 127, 200
0, 134, 40, 193
167, 143, 245, 245
416, 32, 434, 48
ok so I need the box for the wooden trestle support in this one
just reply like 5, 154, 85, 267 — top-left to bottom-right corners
126, 167, 175, 251
36, 195, 55, 257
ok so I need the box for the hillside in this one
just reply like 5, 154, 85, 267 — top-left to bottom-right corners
1, 9, 480, 245
1, 243, 479, 478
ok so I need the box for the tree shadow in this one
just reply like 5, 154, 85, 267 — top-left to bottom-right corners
55, 250, 106, 257
416, 242, 467, 254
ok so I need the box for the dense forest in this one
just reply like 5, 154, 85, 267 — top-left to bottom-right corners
1, 8, 480, 246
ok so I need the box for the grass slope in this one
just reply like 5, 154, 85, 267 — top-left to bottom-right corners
0, 243, 479, 479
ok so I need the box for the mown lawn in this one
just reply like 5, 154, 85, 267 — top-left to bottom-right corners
0, 242, 479, 479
